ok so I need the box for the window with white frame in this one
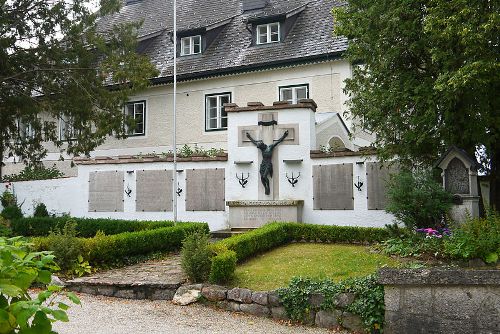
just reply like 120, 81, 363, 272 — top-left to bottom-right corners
256, 22, 280, 44
16, 119, 35, 140
125, 101, 146, 136
279, 84, 309, 104
180, 35, 202, 56
59, 115, 76, 141
205, 93, 231, 131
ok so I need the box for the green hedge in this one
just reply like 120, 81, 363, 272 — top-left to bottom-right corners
12, 217, 175, 237
209, 250, 237, 284
33, 222, 209, 267
209, 222, 389, 284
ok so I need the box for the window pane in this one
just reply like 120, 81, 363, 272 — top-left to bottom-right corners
135, 103, 144, 116
193, 36, 201, 54
257, 26, 267, 44
209, 118, 217, 129
193, 43, 201, 54
209, 107, 218, 118
280, 88, 293, 102
221, 117, 227, 128
296, 87, 308, 101
126, 104, 135, 117
270, 23, 279, 42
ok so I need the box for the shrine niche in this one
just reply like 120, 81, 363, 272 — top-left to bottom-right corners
435, 146, 480, 221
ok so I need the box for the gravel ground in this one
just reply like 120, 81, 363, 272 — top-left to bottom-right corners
53, 293, 348, 334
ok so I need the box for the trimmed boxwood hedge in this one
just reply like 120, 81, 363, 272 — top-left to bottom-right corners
209, 222, 389, 283
11, 217, 175, 237
33, 222, 209, 267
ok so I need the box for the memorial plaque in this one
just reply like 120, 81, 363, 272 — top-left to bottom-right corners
313, 164, 354, 210
367, 162, 398, 210
227, 200, 303, 228
88, 171, 124, 212
136, 170, 173, 212
445, 158, 469, 194
186, 168, 225, 211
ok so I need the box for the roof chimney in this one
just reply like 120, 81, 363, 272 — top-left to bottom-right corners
242, 0, 269, 11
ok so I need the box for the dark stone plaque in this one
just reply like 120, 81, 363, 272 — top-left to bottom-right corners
445, 158, 469, 194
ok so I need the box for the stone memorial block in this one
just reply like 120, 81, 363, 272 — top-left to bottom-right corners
445, 158, 470, 194
313, 164, 354, 210
367, 162, 398, 210
227, 200, 303, 228
186, 168, 225, 211
136, 170, 173, 212
88, 171, 124, 212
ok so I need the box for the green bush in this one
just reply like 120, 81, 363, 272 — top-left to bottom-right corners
0, 216, 11, 237
385, 170, 453, 229
44, 220, 85, 272
11, 217, 175, 237
209, 249, 237, 284
34, 202, 49, 217
0, 236, 80, 332
181, 231, 212, 283
1, 205, 23, 220
34, 222, 209, 268
2, 164, 63, 182
277, 274, 384, 331
0, 190, 17, 207
444, 212, 500, 263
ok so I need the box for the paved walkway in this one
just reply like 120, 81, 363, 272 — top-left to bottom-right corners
53, 294, 348, 334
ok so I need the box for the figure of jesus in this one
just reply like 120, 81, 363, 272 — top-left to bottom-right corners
246, 130, 289, 195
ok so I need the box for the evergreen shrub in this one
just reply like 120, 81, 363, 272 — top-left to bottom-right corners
180, 231, 212, 283
11, 217, 175, 237
33, 202, 49, 217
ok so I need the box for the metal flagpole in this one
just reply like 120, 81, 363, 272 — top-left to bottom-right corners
172, 0, 178, 224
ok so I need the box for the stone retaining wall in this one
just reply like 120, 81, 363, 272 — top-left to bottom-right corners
199, 285, 366, 333
378, 268, 500, 334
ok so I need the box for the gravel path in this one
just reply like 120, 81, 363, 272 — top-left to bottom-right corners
53, 293, 347, 334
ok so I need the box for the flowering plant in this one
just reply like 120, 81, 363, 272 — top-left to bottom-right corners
416, 227, 451, 238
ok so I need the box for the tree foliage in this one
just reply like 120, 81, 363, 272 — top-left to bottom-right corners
0, 0, 158, 173
333, 0, 500, 207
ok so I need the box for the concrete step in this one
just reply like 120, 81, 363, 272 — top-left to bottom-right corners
210, 228, 255, 239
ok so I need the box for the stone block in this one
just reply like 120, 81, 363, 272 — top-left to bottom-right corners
403, 287, 432, 315
335, 292, 356, 308
172, 289, 201, 306
433, 287, 480, 320
97, 285, 115, 297
315, 310, 341, 329
227, 288, 253, 303
239, 303, 270, 317
383, 286, 400, 312
271, 306, 288, 320
341, 312, 365, 333
268, 291, 281, 307
217, 301, 241, 312
150, 289, 175, 300
251, 291, 268, 305
114, 289, 136, 299
309, 293, 324, 308
201, 285, 227, 302
80, 285, 98, 295
303, 310, 316, 325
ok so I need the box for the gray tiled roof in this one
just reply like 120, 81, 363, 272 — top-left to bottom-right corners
98, 0, 348, 82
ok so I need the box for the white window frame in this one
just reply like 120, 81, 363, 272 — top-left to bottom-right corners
205, 93, 231, 131
180, 35, 202, 56
16, 119, 35, 140
59, 115, 76, 141
125, 101, 146, 136
256, 22, 280, 45
279, 84, 309, 104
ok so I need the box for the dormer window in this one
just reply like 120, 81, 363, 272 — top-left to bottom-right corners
256, 22, 280, 44
181, 35, 201, 56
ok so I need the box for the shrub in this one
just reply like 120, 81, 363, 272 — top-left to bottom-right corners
34, 202, 49, 217
11, 217, 175, 237
385, 170, 453, 229
277, 274, 384, 331
209, 248, 237, 284
2, 164, 63, 182
1, 205, 23, 220
181, 231, 212, 283
444, 212, 500, 263
45, 220, 86, 272
0, 216, 11, 237
0, 236, 80, 332
0, 189, 17, 207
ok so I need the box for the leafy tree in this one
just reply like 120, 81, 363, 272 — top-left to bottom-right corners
0, 0, 158, 177
333, 0, 500, 208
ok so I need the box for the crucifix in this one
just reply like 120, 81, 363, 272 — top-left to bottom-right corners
241, 112, 297, 199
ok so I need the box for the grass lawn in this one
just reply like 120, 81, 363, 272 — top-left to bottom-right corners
230, 243, 400, 290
